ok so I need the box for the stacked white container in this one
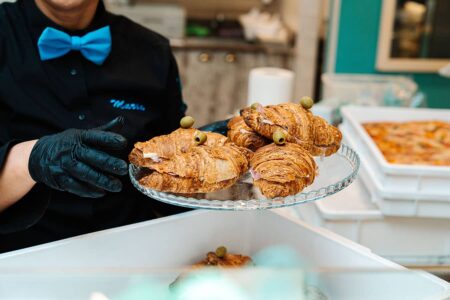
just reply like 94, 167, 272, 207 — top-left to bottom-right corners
341, 106, 450, 219
296, 106, 450, 266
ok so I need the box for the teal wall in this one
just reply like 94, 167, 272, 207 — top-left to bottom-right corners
332, 0, 450, 108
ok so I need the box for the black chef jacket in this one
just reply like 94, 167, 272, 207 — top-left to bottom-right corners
0, 0, 189, 253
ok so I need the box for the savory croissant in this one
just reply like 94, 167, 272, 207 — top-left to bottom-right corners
139, 143, 251, 193
191, 248, 252, 269
169, 247, 252, 290
129, 128, 227, 168
227, 116, 269, 151
241, 103, 342, 156
250, 143, 316, 198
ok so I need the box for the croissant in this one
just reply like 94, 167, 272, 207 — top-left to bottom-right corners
139, 143, 251, 193
227, 116, 269, 151
139, 172, 236, 194
191, 251, 252, 269
169, 249, 252, 289
129, 128, 227, 168
250, 143, 316, 198
241, 103, 342, 156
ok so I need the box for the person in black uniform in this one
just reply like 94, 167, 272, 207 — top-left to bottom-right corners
0, 0, 192, 253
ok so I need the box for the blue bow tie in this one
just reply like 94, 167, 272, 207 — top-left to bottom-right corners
37, 26, 112, 65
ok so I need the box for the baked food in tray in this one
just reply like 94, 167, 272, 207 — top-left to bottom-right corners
241, 102, 342, 156
364, 121, 450, 166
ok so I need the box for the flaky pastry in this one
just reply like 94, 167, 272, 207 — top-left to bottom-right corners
227, 116, 268, 151
241, 103, 342, 156
250, 143, 316, 198
191, 251, 252, 268
129, 128, 227, 168
139, 143, 252, 193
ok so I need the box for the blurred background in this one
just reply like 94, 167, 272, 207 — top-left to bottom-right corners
101, 0, 450, 125
2, 0, 447, 124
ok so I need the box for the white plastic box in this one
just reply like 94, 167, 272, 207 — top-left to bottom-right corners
321, 74, 420, 107
341, 105, 450, 218
296, 177, 450, 267
0, 210, 448, 300
341, 124, 450, 218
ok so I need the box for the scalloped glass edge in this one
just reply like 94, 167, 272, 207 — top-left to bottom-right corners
129, 144, 360, 211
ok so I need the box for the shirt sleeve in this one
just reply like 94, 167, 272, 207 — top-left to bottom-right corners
0, 185, 50, 234
0, 141, 18, 168
162, 50, 188, 133
0, 77, 50, 234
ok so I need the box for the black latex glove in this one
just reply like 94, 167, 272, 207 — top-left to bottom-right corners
28, 117, 128, 198
198, 119, 231, 136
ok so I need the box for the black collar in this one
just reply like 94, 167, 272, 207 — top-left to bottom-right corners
20, 0, 110, 44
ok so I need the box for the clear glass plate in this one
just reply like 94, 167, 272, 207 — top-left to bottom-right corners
129, 144, 360, 210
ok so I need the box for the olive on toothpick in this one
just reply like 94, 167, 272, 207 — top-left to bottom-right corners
180, 116, 195, 129
273, 130, 286, 145
250, 102, 261, 110
300, 96, 314, 109
194, 131, 207, 145
215, 246, 227, 258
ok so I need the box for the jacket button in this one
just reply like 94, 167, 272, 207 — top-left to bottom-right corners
78, 114, 86, 121
70, 69, 77, 76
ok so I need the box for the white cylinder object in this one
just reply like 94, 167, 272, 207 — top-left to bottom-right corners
247, 67, 294, 106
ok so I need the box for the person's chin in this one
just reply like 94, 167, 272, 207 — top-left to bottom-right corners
38, 0, 97, 11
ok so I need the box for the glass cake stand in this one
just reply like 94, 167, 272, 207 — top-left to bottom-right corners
129, 144, 360, 210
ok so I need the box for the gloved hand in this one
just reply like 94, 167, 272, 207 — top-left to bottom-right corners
198, 119, 231, 136
28, 117, 128, 198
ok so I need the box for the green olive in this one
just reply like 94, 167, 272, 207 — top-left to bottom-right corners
194, 131, 207, 145
215, 246, 227, 258
180, 116, 195, 129
273, 130, 286, 145
250, 102, 261, 110
300, 96, 314, 109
